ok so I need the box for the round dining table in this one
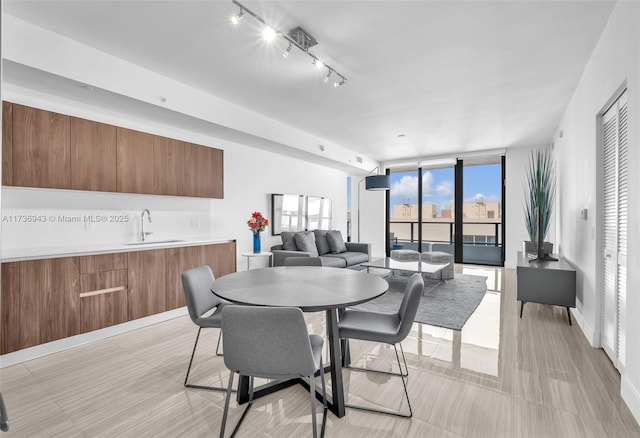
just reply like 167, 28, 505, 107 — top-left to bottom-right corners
211, 266, 388, 418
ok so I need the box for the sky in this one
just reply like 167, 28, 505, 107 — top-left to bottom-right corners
390, 163, 502, 215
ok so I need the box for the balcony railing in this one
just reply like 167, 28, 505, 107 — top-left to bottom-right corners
389, 220, 503, 265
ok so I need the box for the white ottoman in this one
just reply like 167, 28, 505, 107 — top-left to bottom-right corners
421, 251, 454, 279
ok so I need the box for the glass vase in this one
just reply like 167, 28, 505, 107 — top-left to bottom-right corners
253, 232, 261, 254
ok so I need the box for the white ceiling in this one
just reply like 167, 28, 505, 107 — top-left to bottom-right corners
3, 0, 615, 164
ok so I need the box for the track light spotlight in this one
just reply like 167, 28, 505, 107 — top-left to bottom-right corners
230, 0, 348, 87
230, 8, 245, 25
262, 26, 276, 42
282, 42, 292, 58
334, 77, 346, 88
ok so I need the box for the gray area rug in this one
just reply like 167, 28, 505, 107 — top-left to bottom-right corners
352, 273, 488, 331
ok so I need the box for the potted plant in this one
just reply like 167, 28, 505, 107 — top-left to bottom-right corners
523, 148, 556, 254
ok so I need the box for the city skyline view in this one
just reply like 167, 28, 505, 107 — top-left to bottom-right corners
390, 163, 502, 217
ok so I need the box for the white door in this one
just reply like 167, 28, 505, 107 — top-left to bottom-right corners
600, 90, 628, 370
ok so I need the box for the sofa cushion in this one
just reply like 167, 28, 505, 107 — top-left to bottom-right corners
313, 229, 331, 255
327, 230, 347, 253
318, 256, 347, 268
281, 231, 298, 251
294, 231, 319, 257
323, 251, 369, 266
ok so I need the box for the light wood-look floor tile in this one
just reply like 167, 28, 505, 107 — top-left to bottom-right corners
1, 265, 639, 437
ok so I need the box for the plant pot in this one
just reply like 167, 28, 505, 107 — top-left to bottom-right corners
522, 241, 553, 255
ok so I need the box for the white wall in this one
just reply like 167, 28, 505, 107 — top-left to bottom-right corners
351, 175, 386, 258
553, 1, 640, 423
0, 91, 349, 270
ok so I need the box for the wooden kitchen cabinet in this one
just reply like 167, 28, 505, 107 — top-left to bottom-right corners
182, 142, 224, 198
1, 262, 20, 354
3, 101, 224, 198
12, 103, 71, 189
165, 246, 200, 311
1, 258, 82, 353
166, 242, 237, 311
80, 253, 127, 274
79, 253, 128, 333
116, 127, 155, 194
153, 136, 184, 196
201, 241, 236, 279
71, 117, 117, 192
127, 249, 167, 320
19, 257, 80, 350
2, 101, 13, 186
1, 243, 235, 353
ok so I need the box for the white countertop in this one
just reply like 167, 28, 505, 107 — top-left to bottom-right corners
1, 236, 236, 262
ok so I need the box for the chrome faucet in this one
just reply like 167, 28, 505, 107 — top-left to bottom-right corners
141, 209, 153, 241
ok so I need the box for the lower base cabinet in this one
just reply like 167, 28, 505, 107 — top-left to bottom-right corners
80, 289, 128, 333
79, 262, 128, 333
0, 242, 236, 354
128, 249, 167, 320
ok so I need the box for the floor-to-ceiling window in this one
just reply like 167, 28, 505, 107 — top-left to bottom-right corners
421, 166, 455, 253
387, 156, 504, 266
389, 168, 421, 251
462, 158, 503, 265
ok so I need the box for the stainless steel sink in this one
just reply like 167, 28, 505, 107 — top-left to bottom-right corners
125, 239, 185, 245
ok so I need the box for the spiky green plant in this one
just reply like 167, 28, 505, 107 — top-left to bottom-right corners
524, 148, 556, 242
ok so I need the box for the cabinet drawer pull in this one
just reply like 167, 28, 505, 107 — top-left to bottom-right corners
80, 286, 126, 298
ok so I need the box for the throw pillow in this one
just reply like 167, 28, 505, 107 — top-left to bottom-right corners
313, 229, 331, 255
281, 231, 298, 251
327, 230, 347, 254
294, 231, 319, 257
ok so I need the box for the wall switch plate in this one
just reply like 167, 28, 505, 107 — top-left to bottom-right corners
580, 208, 588, 220
190, 218, 200, 228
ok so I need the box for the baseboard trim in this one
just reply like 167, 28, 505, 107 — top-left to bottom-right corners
0, 307, 188, 368
621, 375, 640, 425
570, 306, 599, 347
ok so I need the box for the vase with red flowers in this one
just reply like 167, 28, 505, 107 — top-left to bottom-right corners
247, 211, 269, 253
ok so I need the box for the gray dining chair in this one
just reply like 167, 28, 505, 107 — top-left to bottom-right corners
338, 273, 424, 417
283, 257, 324, 266
181, 265, 230, 392
220, 305, 327, 438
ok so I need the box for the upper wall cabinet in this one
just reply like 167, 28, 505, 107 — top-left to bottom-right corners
12, 103, 71, 189
116, 127, 155, 194
153, 136, 184, 196
2, 101, 13, 186
71, 117, 117, 192
182, 142, 224, 198
1, 101, 224, 199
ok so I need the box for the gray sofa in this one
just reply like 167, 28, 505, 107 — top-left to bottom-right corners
271, 229, 370, 268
